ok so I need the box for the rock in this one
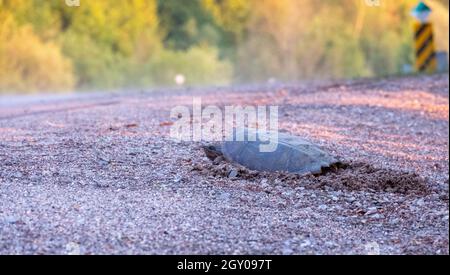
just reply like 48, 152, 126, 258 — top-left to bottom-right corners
260, 178, 270, 188
281, 247, 294, 255
281, 240, 294, 255
95, 180, 109, 188
300, 240, 311, 248
318, 205, 328, 210
29, 175, 41, 183
370, 214, 384, 220
218, 192, 231, 200
415, 198, 425, 206
213, 156, 224, 165
128, 150, 139, 156
365, 207, 378, 216
65, 242, 81, 255
346, 196, 356, 203
98, 157, 110, 166
385, 187, 396, 193
228, 169, 238, 179
4, 216, 19, 224
14, 172, 23, 178
42, 170, 52, 177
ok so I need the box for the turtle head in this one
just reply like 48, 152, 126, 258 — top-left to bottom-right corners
202, 144, 223, 160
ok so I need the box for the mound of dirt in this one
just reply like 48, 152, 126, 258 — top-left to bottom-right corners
194, 159, 428, 195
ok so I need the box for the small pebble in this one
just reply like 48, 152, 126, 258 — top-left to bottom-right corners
228, 169, 238, 178
365, 207, 378, 216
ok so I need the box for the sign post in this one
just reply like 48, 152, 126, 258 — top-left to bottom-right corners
411, 1, 437, 73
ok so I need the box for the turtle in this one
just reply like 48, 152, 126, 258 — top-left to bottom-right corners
202, 128, 342, 175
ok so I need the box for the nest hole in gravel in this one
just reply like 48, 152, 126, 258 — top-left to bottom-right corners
193, 159, 429, 195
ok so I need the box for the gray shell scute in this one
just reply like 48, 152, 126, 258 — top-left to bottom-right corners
222, 128, 338, 174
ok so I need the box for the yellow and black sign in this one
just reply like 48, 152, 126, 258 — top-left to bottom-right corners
414, 22, 437, 73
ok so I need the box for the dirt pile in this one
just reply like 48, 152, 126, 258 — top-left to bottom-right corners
194, 158, 428, 195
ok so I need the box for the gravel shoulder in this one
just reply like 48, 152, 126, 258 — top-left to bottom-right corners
0, 74, 448, 254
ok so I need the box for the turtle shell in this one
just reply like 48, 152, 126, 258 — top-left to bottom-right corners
221, 128, 338, 174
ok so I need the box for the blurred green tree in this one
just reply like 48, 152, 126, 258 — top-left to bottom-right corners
0, 0, 448, 92
158, 0, 223, 50
0, 4, 74, 93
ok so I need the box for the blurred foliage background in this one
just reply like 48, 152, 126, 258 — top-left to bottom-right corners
0, 0, 448, 93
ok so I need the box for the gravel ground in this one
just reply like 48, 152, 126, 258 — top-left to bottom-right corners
0, 74, 448, 255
